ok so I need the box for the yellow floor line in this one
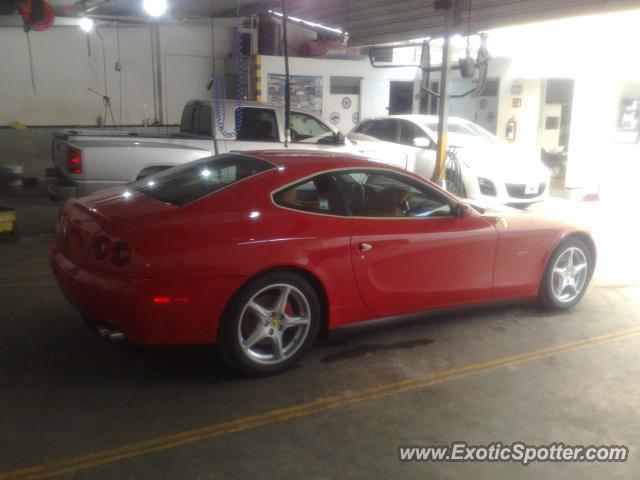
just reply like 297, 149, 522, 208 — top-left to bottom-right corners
3, 326, 640, 480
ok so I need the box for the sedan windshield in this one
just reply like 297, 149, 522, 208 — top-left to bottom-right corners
135, 154, 274, 206
423, 119, 499, 147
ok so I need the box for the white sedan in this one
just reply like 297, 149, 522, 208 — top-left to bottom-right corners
348, 115, 550, 207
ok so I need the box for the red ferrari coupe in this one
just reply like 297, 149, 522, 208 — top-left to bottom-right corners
50, 151, 595, 374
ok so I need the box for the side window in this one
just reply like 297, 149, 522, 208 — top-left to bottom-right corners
290, 112, 334, 144
236, 108, 279, 142
273, 174, 346, 216
354, 120, 373, 134
367, 119, 398, 143
399, 120, 427, 146
333, 170, 452, 218
180, 104, 195, 133
192, 106, 201, 135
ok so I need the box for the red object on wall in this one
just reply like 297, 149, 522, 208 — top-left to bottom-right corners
21, 0, 55, 32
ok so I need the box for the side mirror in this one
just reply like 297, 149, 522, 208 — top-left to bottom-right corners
454, 203, 473, 218
413, 137, 433, 149
335, 131, 346, 145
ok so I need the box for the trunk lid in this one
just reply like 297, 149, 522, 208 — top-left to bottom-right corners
57, 187, 177, 266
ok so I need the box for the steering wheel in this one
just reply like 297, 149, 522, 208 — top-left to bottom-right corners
398, 191, 412, 215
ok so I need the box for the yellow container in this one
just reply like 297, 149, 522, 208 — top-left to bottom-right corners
0, 207, 16, 234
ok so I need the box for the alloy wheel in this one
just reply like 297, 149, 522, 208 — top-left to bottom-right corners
551, 246, 589, 303
237, 283, 312, 365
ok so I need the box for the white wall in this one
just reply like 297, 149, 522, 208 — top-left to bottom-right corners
159, 25, 233, 124
259, 55, 418, 132
539, 103, 562, 150
427, 56, 544, 162
0, 26, 155, 125
490, 58, 543, 160
0, 23, 235, 126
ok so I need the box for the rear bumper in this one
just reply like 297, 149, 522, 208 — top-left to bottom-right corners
48, 176, 78, 200
48, 174, 127, 200
50, 246, 246, 345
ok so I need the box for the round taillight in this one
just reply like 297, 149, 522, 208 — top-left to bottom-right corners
112, 242, 131, 266
94, 236, 110, 260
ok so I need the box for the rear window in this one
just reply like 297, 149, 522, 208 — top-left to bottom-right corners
236, 108, 279, 142
180, 104, 195, 133
135, 154, 274, 206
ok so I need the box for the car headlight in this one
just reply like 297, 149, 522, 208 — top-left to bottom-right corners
478, 177, 497, 196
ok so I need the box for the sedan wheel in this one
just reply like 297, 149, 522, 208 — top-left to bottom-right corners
219, 273, 321, 374
540, 238, 593, 309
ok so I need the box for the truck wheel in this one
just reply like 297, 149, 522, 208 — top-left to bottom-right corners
218, 272, 321, 375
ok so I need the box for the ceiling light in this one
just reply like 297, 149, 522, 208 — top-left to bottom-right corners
79, 16, 94, 32
143, 0, 168, 17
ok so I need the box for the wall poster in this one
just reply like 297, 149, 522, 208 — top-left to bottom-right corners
267, 74, 323, 115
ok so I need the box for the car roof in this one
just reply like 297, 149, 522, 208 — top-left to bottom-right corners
359, 114, 469, 125
243, 150, 381, 170
187, 99, 313, 113
239, 150, 436, 182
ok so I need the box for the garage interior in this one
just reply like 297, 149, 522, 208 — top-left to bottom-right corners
1, 0, 640, 478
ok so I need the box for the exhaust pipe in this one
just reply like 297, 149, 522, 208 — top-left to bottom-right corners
94, 323, 126, 342
108, 331, 126, 342
96, 325, 110, 339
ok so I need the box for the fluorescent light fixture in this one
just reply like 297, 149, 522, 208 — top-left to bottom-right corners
268, 10, 344, 35
143, 0, 168, 17
79, 16, 94, 32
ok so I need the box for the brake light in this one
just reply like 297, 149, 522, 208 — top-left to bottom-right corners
66, 147, 82, 174
94, 236, 110, 260
152, 297, 189, 304
111, 242, 131, 266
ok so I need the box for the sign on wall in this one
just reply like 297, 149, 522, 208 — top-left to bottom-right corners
267, 74, 323, 115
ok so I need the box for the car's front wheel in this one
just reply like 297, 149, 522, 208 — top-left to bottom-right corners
219, 272, 321, 374
539, 237, 593, 309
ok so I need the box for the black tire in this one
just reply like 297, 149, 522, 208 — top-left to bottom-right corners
539, 237, 593, 310
218, 271, 321, 375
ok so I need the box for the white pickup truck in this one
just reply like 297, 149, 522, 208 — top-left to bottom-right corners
49, 100, 354, 199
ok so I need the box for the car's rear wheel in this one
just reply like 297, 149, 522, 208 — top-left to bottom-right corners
219, 272, 321, 374
539, 237, 593, 309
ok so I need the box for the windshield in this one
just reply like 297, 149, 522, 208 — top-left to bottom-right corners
290, 112, 337, 145
423, 119, 499, 147
135, 154, 274, 206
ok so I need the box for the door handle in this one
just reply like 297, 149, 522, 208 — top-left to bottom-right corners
358, 242, 373, 253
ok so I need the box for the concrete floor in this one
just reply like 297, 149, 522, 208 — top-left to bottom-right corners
1, 196, 639, 479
